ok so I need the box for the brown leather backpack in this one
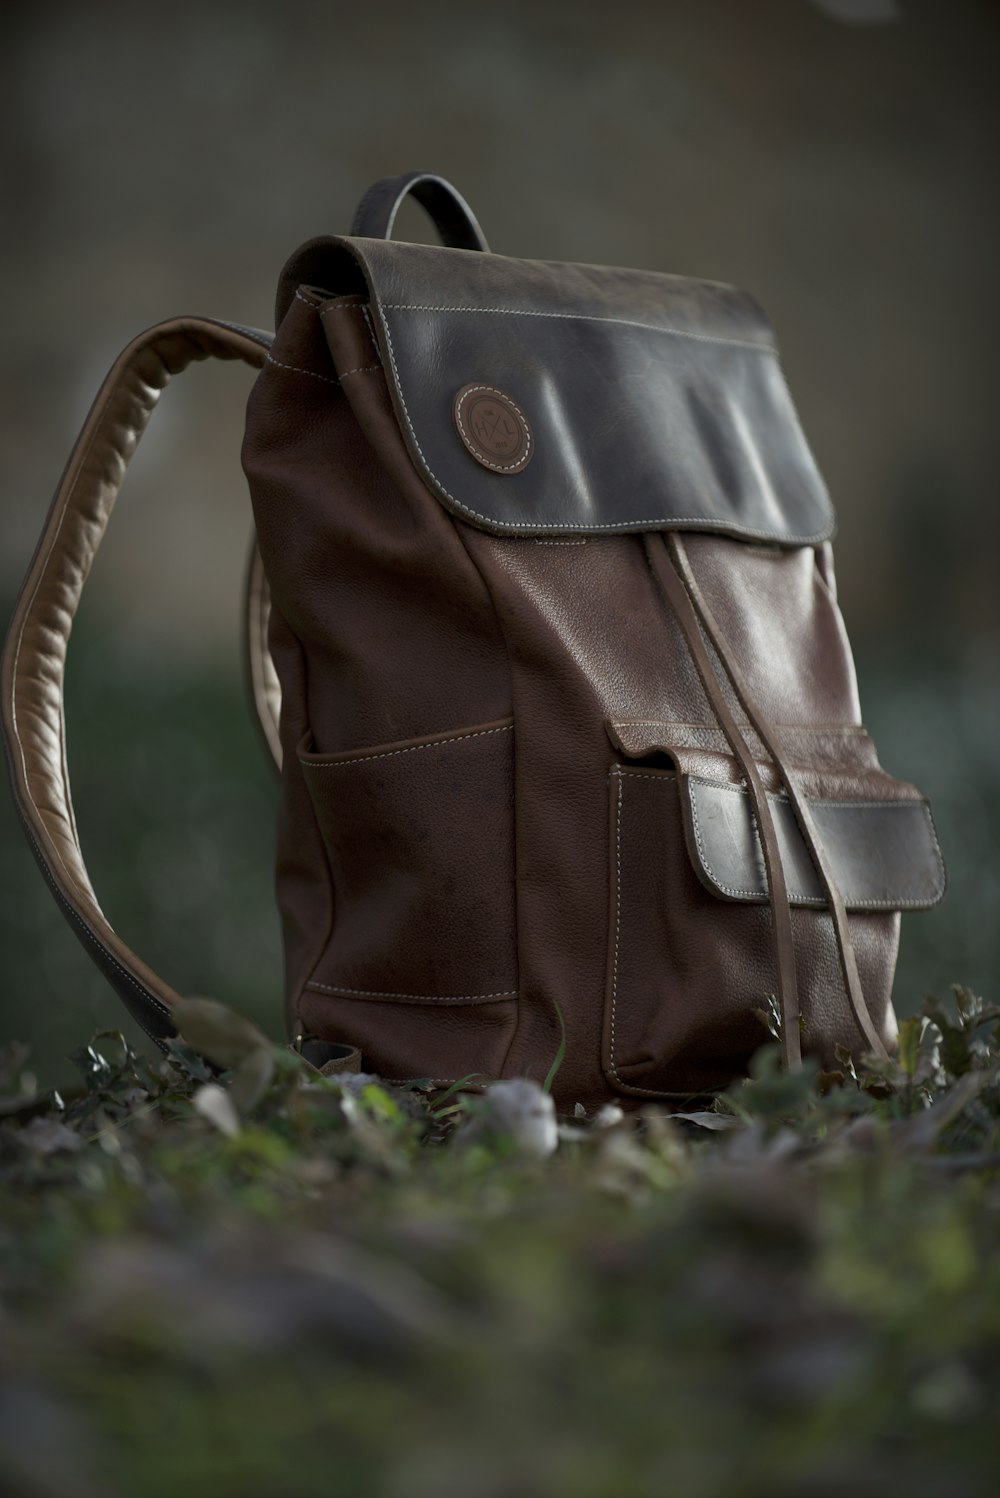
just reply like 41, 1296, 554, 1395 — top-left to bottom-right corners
2, 172, 945, 1111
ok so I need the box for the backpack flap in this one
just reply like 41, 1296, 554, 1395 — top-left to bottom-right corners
307, 235, 834, 544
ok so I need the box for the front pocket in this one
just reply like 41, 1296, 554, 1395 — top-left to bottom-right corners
604, 750, 945, 1100
297, 717, 518, 1009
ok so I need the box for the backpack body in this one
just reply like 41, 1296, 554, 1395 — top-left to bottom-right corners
242, 230, 944, 1111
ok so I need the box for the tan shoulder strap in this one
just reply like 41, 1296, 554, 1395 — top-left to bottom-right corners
244, 537, 282, 770
1, 317, 272, 1046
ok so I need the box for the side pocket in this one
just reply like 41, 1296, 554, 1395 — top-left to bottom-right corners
295, 717, 518, 1079
604, 752, 945, 1101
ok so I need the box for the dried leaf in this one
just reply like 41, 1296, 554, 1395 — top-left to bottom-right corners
229, 1047, 277, 1114
192, 1084, 241, 1137
890, 1068, 995, 1154
17, 1117, 83, 1154
173, 998, 273, 1072
672, 1111, 743, 1132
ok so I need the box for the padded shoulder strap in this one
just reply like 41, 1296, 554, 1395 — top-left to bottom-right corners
244, 536, 282, 770
1, 316, 272, 1045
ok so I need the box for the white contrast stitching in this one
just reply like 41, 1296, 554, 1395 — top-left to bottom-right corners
611, 719, 867, 734
360, 305, 380, 357
685, 776, 945, 909
299, 721, 513, 769
535, 539, 588, 546
382, 302, 778, 355
318, 300, 382, 359
265, 353, 338, 385
338, 364, 382, 380
305, 982, 516, 1003
608, 769, 683, 1097
454, 385, 533, 473
210, 319, 273, 348
377, 308, 827, 542
609, 773, 622, 1084
294, 289, 318, 309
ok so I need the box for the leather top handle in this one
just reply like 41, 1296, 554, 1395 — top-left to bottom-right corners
274, 172, 490, 332
1, 317, 272, 1047
350, 171, 490, 253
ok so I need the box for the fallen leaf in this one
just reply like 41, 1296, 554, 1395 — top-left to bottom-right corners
173, 998, 273, 1072
193, 1083, 241, 1137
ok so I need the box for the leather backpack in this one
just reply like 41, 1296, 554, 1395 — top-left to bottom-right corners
2, 172, 946, 1111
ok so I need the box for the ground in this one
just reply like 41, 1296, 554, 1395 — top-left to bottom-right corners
1, 987, 998, 1498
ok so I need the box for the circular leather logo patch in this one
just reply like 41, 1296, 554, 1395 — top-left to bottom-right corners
453, 384, 533, 474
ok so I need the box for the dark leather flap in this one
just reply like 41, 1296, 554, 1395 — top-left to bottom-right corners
330, 237, 835, 544
680, 774, 946, 911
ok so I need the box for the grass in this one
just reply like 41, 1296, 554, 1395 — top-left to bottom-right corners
1, 986, 998, 1498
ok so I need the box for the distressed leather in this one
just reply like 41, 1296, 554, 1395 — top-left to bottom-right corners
301, 237, 834, 543
239, 201, 945, 1106
679, 778, 944, 911
3, 175, 946, 1105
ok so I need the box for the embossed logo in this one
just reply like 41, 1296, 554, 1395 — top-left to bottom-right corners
453, 383, 533, 474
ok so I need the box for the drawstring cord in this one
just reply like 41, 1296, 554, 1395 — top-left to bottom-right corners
645, 533, 889, 1066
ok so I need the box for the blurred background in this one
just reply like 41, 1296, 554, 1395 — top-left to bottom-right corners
1, 0, 997, 1085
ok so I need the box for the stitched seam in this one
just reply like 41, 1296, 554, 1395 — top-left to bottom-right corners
609, 773, 623, 1084
687, 774, 932, 811
211, 319, 273, 348
299, 721, 513, 769
361, 306, 380, 357
607, 770, 681, 1098
338, 364, 382, 380
305, 982, 516, 1003
686, 780, 945, 906
688, 783, 768, 900
375, 309, 829, 544
382, 303, 778, 355
535, 539, 588, 546
265, 353, 338, 385
294, 289, 320, 310
318, 300, 382, 360
454, 385, 532, 473
614, 769, 677, 781
611, 719, 867, 734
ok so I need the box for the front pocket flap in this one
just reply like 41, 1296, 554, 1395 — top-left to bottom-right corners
680, 775, 946, 911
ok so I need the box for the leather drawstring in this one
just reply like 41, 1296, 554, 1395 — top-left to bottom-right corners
646, 532, 890, 1066
645, 534, 802, 1067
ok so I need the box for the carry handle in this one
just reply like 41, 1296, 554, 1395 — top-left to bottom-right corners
350, 171, 490, 253
1, 317, 272, 1047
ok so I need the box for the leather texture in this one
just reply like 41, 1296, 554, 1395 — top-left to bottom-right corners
680, 777, 945, 910
1, 318, 271, 1044
350, 171, 491, 253
293, 236, 834, 543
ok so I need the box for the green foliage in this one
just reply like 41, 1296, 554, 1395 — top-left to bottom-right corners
0, 986, 998, 1498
